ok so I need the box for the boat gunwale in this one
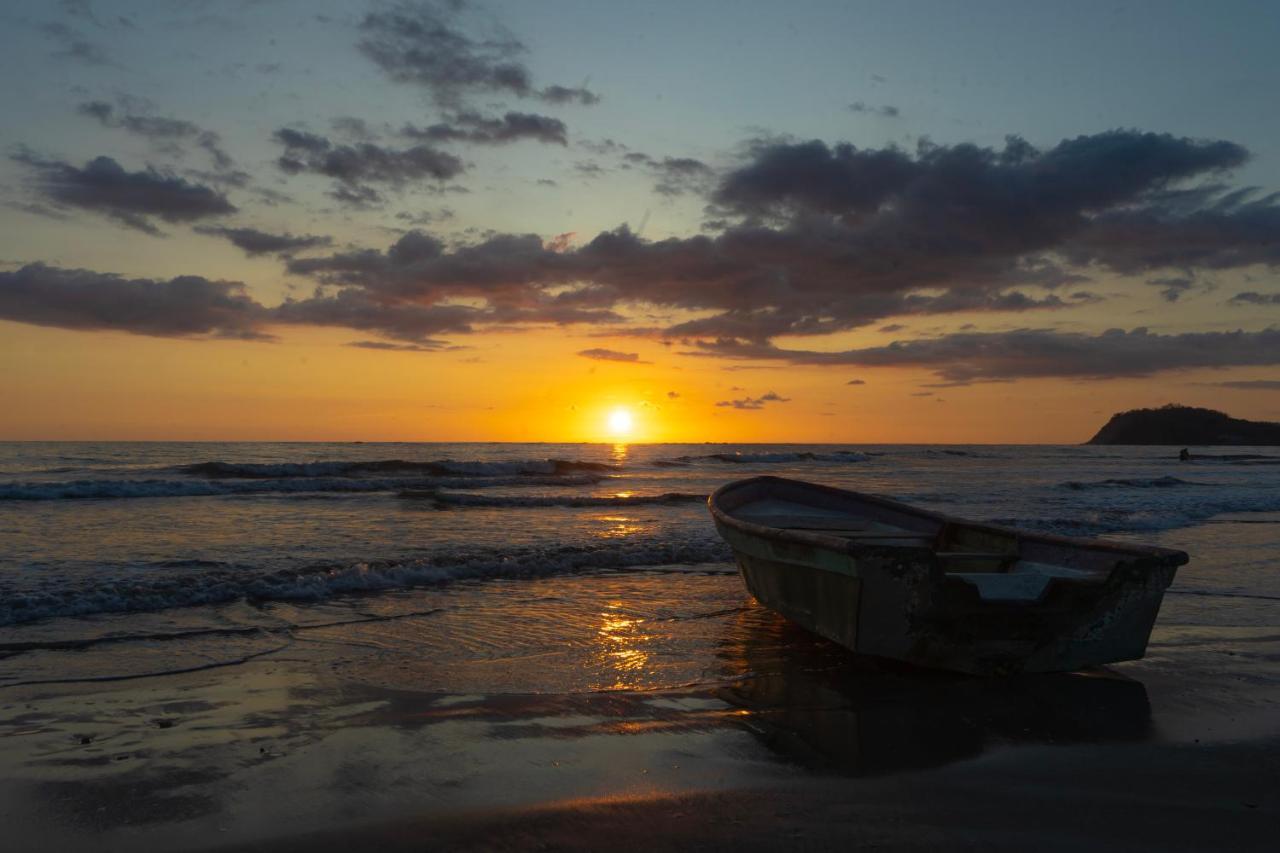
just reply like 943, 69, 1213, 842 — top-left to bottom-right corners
708, 475, 1189, 565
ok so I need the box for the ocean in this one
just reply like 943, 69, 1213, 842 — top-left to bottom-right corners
2, 441, 1278, 692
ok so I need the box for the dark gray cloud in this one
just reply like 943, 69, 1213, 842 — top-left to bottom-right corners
847, 101, 900, 118
1147, 275, 1195, 302
685, 327, 1280, 383
0, 263, 268, 339
715, 391, 790, 410
272, 129, 1280, 351
13, 151, 236, 235
539, 84, 601, 106
77, 100, 234, 169
272, 288, 482, 342
194, 226, 333, 257
273, 128, 464, 205
623, 153, 715, 196
394, 208, 455, 226
357, 1, 599, 108
1230, 291, 1280, 305
576, 347, 650, 363
402, 111, 567, 146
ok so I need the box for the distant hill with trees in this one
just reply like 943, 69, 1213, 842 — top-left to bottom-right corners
1087, 404, 1280, 445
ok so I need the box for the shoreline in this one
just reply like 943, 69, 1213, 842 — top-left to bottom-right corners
2, 598, 1278, 851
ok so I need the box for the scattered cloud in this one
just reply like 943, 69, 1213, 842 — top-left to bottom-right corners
13, 151, 236, 235
1147, 275, 1195, 302
273, 128, 464, 205
1230, 291, 1280, 305
667, 391, 680, 399
357, 1, 599, 107
576, 347, 650, 363
41, 21, 110, 66
402, 111, 567, 146
715, 390, 790, 410
623, 152, 716, 196
846, 378, 865, 385
194, 226, 333, 257
0, 263, 268, 338
1203, 379, 1280, 390
685, 327, 1280, 383
847, 101, 900, 118
346, 339, 450, 352
77, 99, 234, 169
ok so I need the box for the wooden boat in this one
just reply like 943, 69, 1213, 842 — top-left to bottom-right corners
708, 476, 1188, 676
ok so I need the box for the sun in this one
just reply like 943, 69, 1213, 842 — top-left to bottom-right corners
607, 407, 634, 438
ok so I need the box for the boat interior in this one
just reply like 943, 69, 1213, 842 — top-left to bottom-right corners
719, 481, 1114, 603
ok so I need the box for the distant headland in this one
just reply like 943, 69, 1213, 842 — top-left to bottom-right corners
1087, 404, 1280, 445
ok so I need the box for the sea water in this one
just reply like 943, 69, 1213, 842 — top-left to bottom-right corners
1, 442, 1277, 691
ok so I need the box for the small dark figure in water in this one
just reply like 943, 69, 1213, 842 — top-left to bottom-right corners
1179, 448, 1191, 462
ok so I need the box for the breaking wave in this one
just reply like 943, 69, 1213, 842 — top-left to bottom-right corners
0, 473, 607, 501
666, 451, 870, 465
0, 538, 734, 626
180, 458, 616, 479
401, 491, 708, 508
1058, 476, 1210, 491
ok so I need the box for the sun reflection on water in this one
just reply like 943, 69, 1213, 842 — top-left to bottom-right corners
593, 515, 647, 538
595, 601, 651, 689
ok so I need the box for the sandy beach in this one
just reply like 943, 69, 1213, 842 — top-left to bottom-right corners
2, 561, 1277, 852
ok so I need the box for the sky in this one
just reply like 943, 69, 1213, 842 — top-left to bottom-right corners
2, 0, 1279, 443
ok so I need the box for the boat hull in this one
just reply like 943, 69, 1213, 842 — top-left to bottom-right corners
711, 478, 1184, 676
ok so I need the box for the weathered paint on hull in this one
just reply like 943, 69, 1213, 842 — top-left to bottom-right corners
716, 518, 1177, 676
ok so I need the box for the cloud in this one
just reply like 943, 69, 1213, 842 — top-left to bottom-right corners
1230, 291, 1280, 305
1146, 275, 1195, 302
846, 378, 865, 385
1204, 379, 1280, 390
0, 263, 268, 339
346, 339, 450, 352
685, 327, 1280, 383
402, 111, 567, 146
331, 116, 377, 140
623, 152, 716, 196
273, 128, 464, 205
194, 226, 333, 257
357, 1, 599, 108
715, 390, 790, 410
268, 128, 1280, 352
271, 289, 482, 342
77, 100, 234, 169
539, 84, 601, 106
41, 21, 110, 65
576, 347, 650, 363
667, 391, 680, 399
13, 151, 236, 235
847, 101, 900, 118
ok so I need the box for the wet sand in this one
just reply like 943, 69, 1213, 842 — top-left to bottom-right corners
2, 569, 1278, 852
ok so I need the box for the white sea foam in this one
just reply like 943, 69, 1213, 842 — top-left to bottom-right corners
0, 538, 735, 626
0, 472, 607, 500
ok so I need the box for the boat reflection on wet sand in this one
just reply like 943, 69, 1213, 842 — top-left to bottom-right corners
715, 608, 1152, 777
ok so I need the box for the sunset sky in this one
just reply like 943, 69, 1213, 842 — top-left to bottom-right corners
2, 0, 1279, 443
